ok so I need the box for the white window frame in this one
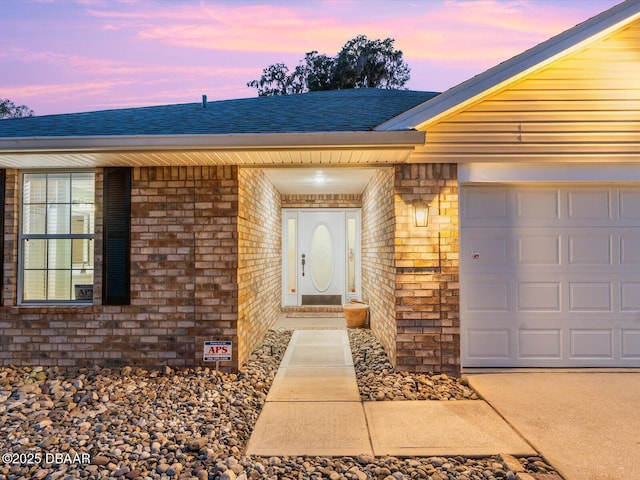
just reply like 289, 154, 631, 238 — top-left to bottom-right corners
18, 170, 96, 305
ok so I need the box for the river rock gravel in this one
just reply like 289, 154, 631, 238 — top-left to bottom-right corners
0, 328, 558, 480
348, 329, 478, 401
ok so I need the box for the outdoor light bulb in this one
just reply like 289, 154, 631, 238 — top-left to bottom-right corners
412, 200, 429, 227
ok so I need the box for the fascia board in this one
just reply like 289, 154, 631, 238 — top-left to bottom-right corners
0, 131, 425, 154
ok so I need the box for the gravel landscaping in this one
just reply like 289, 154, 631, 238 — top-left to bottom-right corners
348, 329, 478, 401
0, 328, 558, 480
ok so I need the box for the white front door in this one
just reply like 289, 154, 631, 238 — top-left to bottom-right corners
299, 211, 345, 305
282, 209, 361, 307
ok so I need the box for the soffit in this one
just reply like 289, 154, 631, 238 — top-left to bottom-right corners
0, 148, 416, 169
0, 131, 424, 169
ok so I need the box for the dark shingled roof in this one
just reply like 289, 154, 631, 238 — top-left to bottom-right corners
0, 89, 439, 138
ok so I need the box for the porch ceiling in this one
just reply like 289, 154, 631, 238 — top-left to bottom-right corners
0, 131, 424, 169
263, 167, 379, 195
0, 148, 415, 169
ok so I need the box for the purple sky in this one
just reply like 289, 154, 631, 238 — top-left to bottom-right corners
1, 0, 622, 116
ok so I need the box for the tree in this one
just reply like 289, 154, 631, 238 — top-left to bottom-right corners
246, 63, 305, 96
0, 99, 34, 119
297, 51, 336, 92
247, 35, 410, 96
332, 35, 410, 89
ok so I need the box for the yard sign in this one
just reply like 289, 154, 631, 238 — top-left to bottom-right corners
203, 340, 232, 362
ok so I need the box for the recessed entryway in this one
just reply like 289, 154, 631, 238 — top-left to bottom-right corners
260, 167, 380, 308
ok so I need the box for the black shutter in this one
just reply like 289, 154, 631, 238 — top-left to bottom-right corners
102, 167, 131, 305
0, 170, 5, 307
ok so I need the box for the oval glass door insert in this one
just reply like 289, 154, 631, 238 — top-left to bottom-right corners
310, 223, 334, 292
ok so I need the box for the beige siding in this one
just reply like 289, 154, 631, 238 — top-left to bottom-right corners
417, 20, 640, 163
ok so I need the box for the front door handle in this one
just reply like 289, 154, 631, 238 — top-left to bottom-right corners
301, 253, 306, 277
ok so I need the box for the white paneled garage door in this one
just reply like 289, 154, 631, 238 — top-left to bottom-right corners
461, 185, 640, 367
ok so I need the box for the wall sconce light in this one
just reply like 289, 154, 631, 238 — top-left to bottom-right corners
412, 199, 430, 227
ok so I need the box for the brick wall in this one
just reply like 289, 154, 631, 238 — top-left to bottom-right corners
3, 170, 19, 306
1, 163, 460, 374
0, 170, 98, 368
361, 164, 460, 374
282, 194, 361, 209
394, 164, 460, 374
361, 168, 397, 362
0, 166, 244, 371
238, 168, 281, 366
133, 166, 239, 369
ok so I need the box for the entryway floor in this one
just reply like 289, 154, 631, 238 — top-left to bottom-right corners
272, 312, 347, 330
245, 328, 535, 457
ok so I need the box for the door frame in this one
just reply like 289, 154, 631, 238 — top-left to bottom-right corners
282, 208, 361, 307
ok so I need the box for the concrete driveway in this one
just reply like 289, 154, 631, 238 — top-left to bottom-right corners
468, 372, 640, 480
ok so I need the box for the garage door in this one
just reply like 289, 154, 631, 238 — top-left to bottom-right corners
461, 185, 640, 367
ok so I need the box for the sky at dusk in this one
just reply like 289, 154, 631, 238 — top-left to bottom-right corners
2, 0, 623, 116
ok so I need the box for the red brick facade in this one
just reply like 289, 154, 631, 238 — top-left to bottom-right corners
0, 164, 461, 374
238, 169, 282, 365
362, 164, 460, 375
1, 167, 243, 370
393, 164, 460, 374
362, 167, 397, 362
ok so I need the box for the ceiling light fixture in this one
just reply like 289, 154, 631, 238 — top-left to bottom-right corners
313, 171, 326, 184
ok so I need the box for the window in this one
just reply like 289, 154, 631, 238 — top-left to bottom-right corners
20, 172, 95, 303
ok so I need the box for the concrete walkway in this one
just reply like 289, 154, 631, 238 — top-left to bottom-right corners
469, 373, 640, 480
246, 329, 534, 457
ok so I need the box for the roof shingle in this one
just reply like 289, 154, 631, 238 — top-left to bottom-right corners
0, 89, 438, 138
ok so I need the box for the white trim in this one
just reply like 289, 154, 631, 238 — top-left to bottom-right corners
459, 163, 640, 184
0, 131, 425, 154
18, 170, 96, 305
282, 210, 299, 307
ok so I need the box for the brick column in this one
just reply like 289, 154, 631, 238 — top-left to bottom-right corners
192, 166, 239, 368
394, 164, 460, 374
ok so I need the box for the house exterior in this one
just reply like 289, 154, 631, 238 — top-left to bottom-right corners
1, 0, 639, 373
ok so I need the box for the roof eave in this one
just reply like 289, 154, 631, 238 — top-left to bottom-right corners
0, 130, 426, 154
375, 0, 640, 131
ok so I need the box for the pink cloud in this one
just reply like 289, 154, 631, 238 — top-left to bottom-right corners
81, 0, 603, 69
1, 0, 621, 115
4, 80, 130, 102
4, 47, 252, 79
397, 0, 592, 65
85, 3, 360, 54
